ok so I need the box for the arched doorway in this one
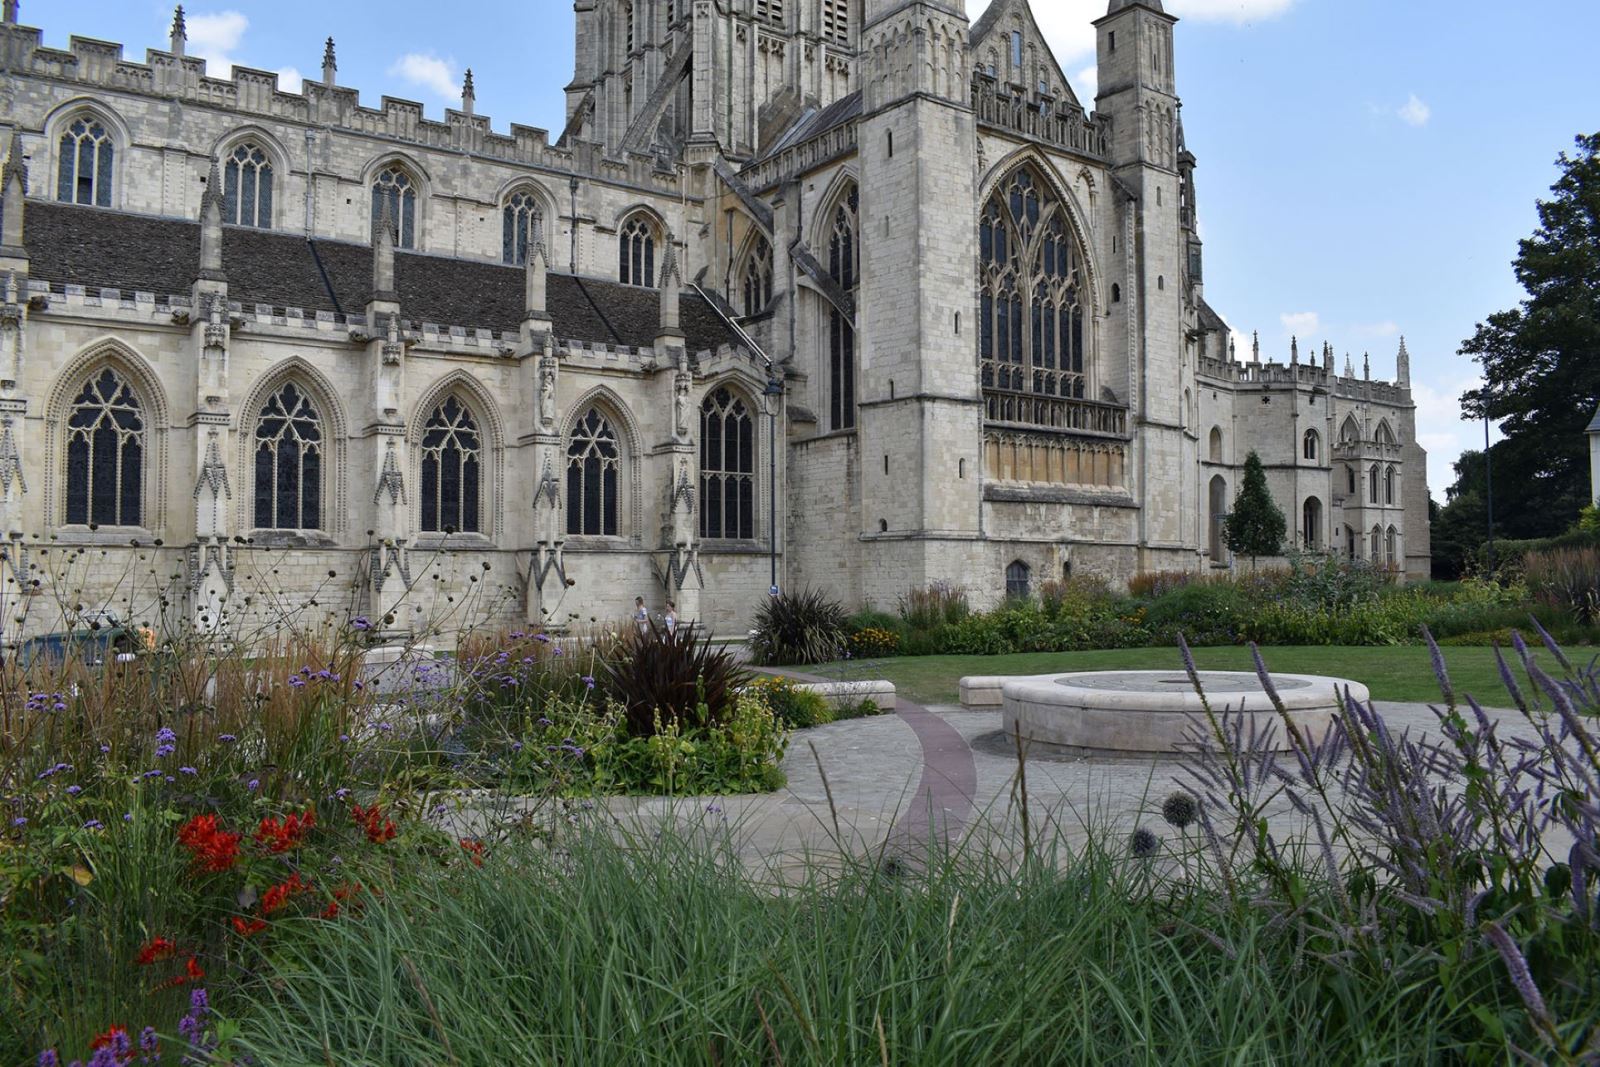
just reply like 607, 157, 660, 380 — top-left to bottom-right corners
1209, 475, 1228, 562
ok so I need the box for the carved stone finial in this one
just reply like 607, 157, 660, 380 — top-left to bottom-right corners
199, 157, 226, 282
171, 5, 187, 56
2, 130, 26, 195
1396, 335, 1411, 387
372, 193, 396, 301
1290, 335, 1299, 364
1, 132, 26, 255
1363, 351, 1371, 380
462, 68, 475, 115
1251, 330, 1259, 363
1344, 353, 1354, 378
322, 37, 337, 86
1, 2, 17, 27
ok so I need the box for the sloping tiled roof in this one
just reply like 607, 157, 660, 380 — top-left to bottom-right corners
23, 201, 741, 353
759, 91, 862, 161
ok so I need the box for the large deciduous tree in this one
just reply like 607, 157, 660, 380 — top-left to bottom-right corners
1458, 133, 1600, 533
1223, 451, 1285, 570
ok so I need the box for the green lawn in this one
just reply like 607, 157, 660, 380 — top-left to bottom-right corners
806, 644, 1592, 707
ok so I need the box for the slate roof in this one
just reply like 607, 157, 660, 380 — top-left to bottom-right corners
1197, 298, 1229, 336
22, 201, 742, 354
759, 91, 863, 161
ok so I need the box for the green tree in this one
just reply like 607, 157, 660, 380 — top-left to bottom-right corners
1459, 133, 1600, 536
1223, 451, 1285, 570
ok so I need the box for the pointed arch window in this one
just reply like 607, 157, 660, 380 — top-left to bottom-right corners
1303, 429, 1319, 462
65, 367, 143, 526
372, 166, 417, 249
567, 408, 621, 536
701, 388, 755, 540
1386, 526, 1399, 567
1302, 497, 1323, 550
1384, 465, 1396, 505
57, 116, 114, 207
253, 383, 323, 530
1369, 464, 1380, 505
619, 214, 657, 287
420, 397, 482, 534
1005, 560, 1032, 600
827, 184, 859, 431
979, 167, 1088, 426
224, 143, 274, 229
503, 190, 543, 266
741, 235, 774, 317
1370, 526, 1383, 562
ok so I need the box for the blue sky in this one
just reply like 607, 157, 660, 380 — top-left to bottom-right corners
35, 0, 1600, 499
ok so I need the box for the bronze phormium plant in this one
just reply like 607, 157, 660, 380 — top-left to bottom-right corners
598, 625, 750, 737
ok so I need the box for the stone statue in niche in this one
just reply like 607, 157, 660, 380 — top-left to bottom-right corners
539, 356, 557, 430
673, 353, 692, 440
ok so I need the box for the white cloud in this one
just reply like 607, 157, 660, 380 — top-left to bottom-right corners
388, 53, 460, 101
1397, 93, 1431, 127
1408, 373, 1482, 501
1166, 0, 1297, 24
1279, 311, 1320, 336
185, 10, 248, 75
1072, 64, 1099, 101
1354, 320, 1401, 339
275, 67, 303, 93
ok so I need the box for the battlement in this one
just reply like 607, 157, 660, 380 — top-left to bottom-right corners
1197, 349, 1411, 407
0, 22, 683, 196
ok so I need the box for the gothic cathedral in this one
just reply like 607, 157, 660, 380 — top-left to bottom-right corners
0, 0, 1428, 644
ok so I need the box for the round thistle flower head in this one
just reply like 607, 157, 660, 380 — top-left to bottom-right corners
1161, 791, 1198, 830
1129, 827, 1161, 859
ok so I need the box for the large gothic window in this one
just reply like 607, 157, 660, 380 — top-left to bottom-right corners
567, 408, 621, 536
827, 185, 858, 431
223, 143, 273, 229
700, 388, 755, 540
420, 397, 482, 534
502, 191, 543, 266
372, 166, 417, 249
619, 215, 657, 287
65, 368, 143, 526
741, 235, 774, 317
253, 383, 323, 530
980, 167, 1088, 426
57, 116, 114, 207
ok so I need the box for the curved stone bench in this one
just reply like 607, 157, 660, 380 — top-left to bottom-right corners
1002, 670, 1362, 755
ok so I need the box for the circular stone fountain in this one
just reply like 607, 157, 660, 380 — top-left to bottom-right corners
1001, 671, 1366, 756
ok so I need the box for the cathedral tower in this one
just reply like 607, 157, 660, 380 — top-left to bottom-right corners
1094, 0, 1194, 565
854, 0, 984, 601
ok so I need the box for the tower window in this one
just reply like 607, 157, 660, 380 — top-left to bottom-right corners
755, 0, 784, 26
1109, 31, 1116, 52
618, 214, 658, 287
223, 143, 273, 229
822, 0, 848, 43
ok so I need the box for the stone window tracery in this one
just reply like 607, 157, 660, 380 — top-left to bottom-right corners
827, 184, 858, 431
502, 191, 543, 266
700, 388, 755, 540
420, 397, 482, 534
65, 367, 143, 526
1303, 429, 1319, 462
619, 214, 657, 287
980, 167, 1088, 420
567, 408, 621, 536
57, 116, 113, 207
372, 166, 417, 249
741, 235, 773, 317
253, 382, 323, 530
224, 143, 273, 229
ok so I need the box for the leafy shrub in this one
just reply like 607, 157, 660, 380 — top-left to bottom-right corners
1524, 546, 1600, 624
748, 589, 849, 666
1127, 570, 1199, 600
598, 626, 749, 737
846, 609, 902, 635
1039, 574, 1115, 618
591, 691, 787, 795
1283, 551, 1391, 610
899, 582, 971, 630
829, 695, 887, 720
746, 675, 833, 729
849, 627, 902, 658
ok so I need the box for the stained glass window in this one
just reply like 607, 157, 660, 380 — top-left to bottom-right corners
65, 367, 143, 526
827, 185, 858, 431
57, 117, 113, 207
420, 397, 482, 534
619, 215, 656, 287
700, 388, 755, 540
979, 166, 1087, 412
372, 166, 417, 249
503, 191, 543, 265
741, 235, 773, 317
566, 408, 620, 536
253, 383, 323, 530
224, 143, 273, 228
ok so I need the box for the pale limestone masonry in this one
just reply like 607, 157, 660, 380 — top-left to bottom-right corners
0, 0, 1428, 647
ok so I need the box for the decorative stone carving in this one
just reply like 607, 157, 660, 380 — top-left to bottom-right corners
538, 355, 558, 430
193, 431, 231, 500
381, 315, 404, 366
0, 418, 25, 497
374, 439, 405, 505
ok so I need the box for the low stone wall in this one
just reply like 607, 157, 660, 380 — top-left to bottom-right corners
958, 676, 1008, 709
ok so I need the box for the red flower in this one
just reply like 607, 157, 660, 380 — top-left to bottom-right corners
320, 881, 365, 920
135, 937, 177, 966
177, 814, 242, 872
184, 955, 204, 981
254, 806, 315, 853
232, 915, 267, 938
262, 872, 311, 916
351, 803, 397, 844
89, 1026, 127, 1050
460, 839, 485, 867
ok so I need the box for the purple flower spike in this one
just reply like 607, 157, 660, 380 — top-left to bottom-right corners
1482, 922, 1552, 1027
37, 1049, 58, 1067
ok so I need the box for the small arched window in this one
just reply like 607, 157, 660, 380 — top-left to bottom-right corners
741, 235, 774, 317
65, 367, 143, 526
1303, 429, 1319, 462
1369, 465, 1380, 505
619, 214, 657, 287
1386, 526, 1399, 567
1005, 560, 1032, 600
1384, 465, 1396, 506
502, 190, 543, 266
1111, 283, 1121, 304
1376, 422, 1396, 447
1302, 497, 1322, 551
58, 116, 114, 207
1370, 526, 1383, 562
224, 142, 274, 229
1208, 427, 1222, 464
1346, 465, 1357, 496
372, 166, 418, 249
700, 387, 755, 540
567, 408, 621, 537
826, 184, 859, 431
253, 382, 323, 530
420, 397, 482, 534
